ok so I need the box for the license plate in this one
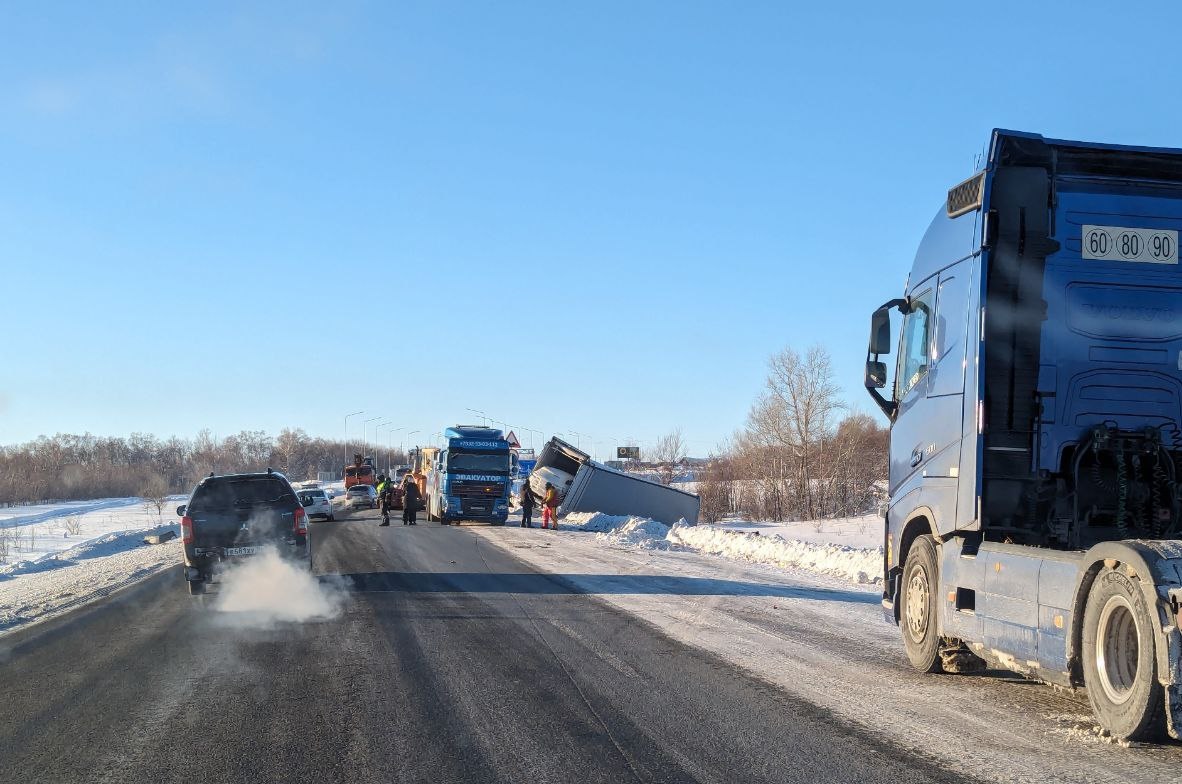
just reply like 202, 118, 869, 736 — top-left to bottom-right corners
225, 546, 262, 557
1082, 225, 1178, 264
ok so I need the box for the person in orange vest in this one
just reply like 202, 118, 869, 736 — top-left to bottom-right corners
542, 482, 560, 530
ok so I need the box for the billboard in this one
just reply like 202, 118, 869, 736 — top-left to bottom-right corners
617, 446, 640, 460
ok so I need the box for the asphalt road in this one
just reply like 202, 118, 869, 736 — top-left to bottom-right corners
0, 506, 975, 784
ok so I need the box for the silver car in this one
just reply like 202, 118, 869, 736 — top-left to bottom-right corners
345, 484, 377, 510
298, 488, 335, 521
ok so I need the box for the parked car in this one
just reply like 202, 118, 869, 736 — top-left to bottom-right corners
176, 470, 309, 596
298, 487, 335, 522
346, 484, 378, 510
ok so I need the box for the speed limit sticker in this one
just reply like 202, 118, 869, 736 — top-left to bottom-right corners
1082, 225, 1178, 264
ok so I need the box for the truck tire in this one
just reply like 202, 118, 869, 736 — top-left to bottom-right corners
901, 534, 943, 673
187, 576, 206, 596
1082, 566, 1166, 740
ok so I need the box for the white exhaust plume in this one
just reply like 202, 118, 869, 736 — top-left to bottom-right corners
212, 547, 347, 628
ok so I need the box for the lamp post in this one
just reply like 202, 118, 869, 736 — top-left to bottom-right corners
375, 421, 394, 473
387, 427, 407, 471
361, 417, 379, 456
465, 408, 488, 426
404, 430, 421, 456
344, 410, 364, 470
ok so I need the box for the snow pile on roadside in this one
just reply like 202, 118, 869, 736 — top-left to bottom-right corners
561, 512, 673, 549
0, 524, 179, 577
560, 511, 882, 584
667, 524, 882, 585
0, 539, 181, 635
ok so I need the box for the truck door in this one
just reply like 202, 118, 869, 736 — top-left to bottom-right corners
888, 282, 936, 505
918, 259, 975, 532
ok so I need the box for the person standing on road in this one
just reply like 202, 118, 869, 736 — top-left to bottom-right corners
542, 482, 559, 530
378, 479, 396, 527
519, 483, 535, 528
402, 475, 421, 526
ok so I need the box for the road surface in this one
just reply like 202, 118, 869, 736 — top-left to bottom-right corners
0, 506, 970, 784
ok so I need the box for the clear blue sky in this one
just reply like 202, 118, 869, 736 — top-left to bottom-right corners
3, 0, 1180, 458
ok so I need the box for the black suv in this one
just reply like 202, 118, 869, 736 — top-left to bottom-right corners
176, 471, 310, 595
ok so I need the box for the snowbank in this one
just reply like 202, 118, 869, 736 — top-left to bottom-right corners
667, 524, 881, 585
560, 511, 882, 584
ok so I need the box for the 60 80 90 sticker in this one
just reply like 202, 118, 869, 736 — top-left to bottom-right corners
1082, 225, 1178, 264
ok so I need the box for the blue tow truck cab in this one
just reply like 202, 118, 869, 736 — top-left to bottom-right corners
426, 426, 512, 525
867, 129, 1182, 741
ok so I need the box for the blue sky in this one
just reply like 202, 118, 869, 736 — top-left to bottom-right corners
3, 0, 1180, 458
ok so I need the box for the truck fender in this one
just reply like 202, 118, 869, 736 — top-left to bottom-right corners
1068, 540, 1182, 739
886, 510, 937, 624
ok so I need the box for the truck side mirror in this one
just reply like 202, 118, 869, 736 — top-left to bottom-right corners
869, 307, 893, 355
176, 504, 187, 517
864, 297, 907, 420
865, 360, 888, 389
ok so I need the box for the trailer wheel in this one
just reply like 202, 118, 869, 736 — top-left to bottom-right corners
901, 534, 943, 673
1082, 567, 1166, 740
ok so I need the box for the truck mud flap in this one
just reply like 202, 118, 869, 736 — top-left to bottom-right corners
1142, 550, 1182, 740
1167, 587, 1182, 740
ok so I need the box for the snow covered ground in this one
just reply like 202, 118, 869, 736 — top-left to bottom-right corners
474, 514, 1182, 784
560, 511, 882, 584
0, 497, 188, 634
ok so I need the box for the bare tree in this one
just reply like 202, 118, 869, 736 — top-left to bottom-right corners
650, 428, 687, 485
141, 476, 170, 523
745, 344, 844, 520
62, 515, 82, 536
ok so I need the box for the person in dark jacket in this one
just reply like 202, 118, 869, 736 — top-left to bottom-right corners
519, 483, 535, 528
402, 475, 421, 526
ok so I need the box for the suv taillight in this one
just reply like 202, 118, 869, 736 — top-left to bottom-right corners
181, 515, 194, 544
294, 506, 307, 535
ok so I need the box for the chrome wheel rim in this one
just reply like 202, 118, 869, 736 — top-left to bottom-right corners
906, 565, 930, 642
1095, 594, 1140, 705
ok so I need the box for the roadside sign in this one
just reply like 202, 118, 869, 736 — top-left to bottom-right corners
617, 446, 640, 460
506, 431, 521, 448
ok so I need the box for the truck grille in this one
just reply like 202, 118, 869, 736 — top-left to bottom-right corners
452, 480, 505, 515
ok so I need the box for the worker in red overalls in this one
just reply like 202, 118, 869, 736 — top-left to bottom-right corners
542, 482, 559, 530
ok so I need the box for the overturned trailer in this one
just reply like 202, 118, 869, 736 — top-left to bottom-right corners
528, 437, 700, 524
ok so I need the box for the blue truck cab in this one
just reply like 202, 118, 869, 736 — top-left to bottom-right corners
426, 425, 512, 525
868, 129, 1182, 741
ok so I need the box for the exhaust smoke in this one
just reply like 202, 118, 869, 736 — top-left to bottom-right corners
212, 547, 347, 628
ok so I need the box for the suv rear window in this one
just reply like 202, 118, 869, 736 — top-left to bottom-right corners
190, 477, 297, 513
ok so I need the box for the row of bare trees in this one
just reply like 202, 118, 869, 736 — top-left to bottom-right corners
0, 428, 406, 506
696, 344, 888, 523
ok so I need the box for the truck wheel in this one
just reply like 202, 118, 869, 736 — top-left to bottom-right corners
187, 576, 206, 596
901, 534, 943, 673
1082, 566, 1166, 740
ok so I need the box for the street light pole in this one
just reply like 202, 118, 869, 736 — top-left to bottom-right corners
465, 408, 487, 426
375, 421, 393, 473
344, 410, 364, 473
404, 430, 421, 457
362, 417, 379, 457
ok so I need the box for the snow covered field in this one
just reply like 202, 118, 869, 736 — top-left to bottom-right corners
474, 519, 1182, 784
0, 497, 185, 633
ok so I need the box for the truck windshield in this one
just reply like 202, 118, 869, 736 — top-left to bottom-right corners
448, 452, 510, 474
